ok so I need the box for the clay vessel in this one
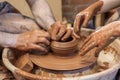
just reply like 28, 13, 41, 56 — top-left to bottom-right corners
50, 35, 79, 56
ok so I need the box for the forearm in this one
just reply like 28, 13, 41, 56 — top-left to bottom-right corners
0, 13, 40, 34
100, 21, 120, 38
0, 31, 18, 48
26, 0, 55, 30
86, 0, 120, 15
99, 0, 120, 13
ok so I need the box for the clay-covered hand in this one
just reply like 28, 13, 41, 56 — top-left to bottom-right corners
14, 30, 50, 52
49, 21, 72, 41
79, 21, 120, 57
73, 1, 103, 37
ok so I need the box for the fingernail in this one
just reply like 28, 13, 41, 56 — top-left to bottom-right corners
46, 41, 50, 45
61, 38, 67, 42
78, 52, 84, 56
73, 33, 80, 39
44, 49, 48, 53
52, 36, 57, 41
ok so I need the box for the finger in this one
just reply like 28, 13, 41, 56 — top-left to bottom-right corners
81, 40, 95, 50
56, 25, 67, 41
51, 25, 60, 40
73, 32, 80, 39
95, 38, 115, 57
28, 43, 48, 52
80, 41, 96, 56
79, 35, 91, 50
82, 15, 91, 27
38, 43, 49, 52
48, 26, 53, 34
32, 30, 50, 40
38, 33, 50, 40
37, 32, 50, 40
95, 46, 102, 57
35, 30, 50, 37
61, 29, 72, 41
39, 43, 49, 50
73, 15, 82, 35
48, 27, 54, 40
94, 43, 106, 57
37, 37, 50, 45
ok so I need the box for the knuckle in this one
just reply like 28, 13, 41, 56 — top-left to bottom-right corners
67, 28, 73, 32
33, 30, 38, 33
76, 13, 82, 17
62, 25, 67, 29
76, 14, 80, 17
61, 28, 66, 32
45, 32, 50, 36
40, 38, 47, 42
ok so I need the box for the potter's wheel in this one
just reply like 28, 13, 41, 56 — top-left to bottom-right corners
30, 34, 97, 71
30, 48, 97, 71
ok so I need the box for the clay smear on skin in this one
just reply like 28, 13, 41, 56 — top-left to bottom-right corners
32, 46, 119, 78
12, 36, 119, 78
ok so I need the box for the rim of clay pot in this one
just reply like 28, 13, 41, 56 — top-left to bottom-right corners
2, 39, 120, 80
2, 28, 120, 80
51, 36, 79, 48
63, 39, 120, 79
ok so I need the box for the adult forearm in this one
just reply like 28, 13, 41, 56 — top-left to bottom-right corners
100, 21, 120, 38
99, 0, 120, 13
0, 13, 40, 34
0, 31, 18, 48
26, 0, 55, 30
86, 0, 120, 15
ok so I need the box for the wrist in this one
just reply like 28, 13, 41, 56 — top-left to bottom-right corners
47, 20, 58, 31
46, 21, 55, 30
88, 0, 103, 15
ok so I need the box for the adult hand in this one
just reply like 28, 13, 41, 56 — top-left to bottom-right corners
79, 21, 120, 57
49, 21, 72, 41
74, 8, 94, 37
73, 1, 103, 37
14, 30, 50, 52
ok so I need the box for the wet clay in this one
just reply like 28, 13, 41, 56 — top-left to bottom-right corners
2, 29, 120, 80
30, 36, 97, 70
50, 35, 79, 56
29, 45, 119, 78
14, 53, 33, 72
30, 51, 97, 70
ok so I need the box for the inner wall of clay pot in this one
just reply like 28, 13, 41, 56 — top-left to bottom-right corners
50, 37, 78, 57
5, 40, 120, 79
3, 28, 120, 80
61, 36, 73, 42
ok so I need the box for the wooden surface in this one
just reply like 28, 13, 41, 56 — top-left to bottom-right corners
14, 53, 33, 72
